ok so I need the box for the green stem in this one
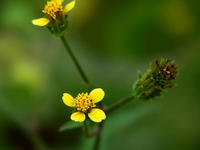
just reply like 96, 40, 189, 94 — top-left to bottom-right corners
60, 36, 90, 85
84, 121, 89, 138
93, 122, 103, 150
92, 95, 135, 150
29, 132, 48, 150
105, 95, 135, 113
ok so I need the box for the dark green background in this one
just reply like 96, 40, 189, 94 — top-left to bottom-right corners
0, 0, 200, 149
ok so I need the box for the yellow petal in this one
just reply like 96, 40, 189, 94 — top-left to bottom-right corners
71, 112, 86, 122
88, 108, 106, 123
32, 18, 50, 26
62, 93, 75, 107
89, 88, 105, 103
63, 0, 76, 14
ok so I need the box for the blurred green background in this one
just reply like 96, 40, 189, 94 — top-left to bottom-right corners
0, 0, 200, 149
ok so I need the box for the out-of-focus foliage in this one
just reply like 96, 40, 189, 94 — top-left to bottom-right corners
0, 0, 200, 150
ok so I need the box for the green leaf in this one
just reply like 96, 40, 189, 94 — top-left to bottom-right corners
59, 121, 83, 132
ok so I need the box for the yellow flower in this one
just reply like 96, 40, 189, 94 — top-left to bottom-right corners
32, 0, 76, 27
62, 88, 106, 123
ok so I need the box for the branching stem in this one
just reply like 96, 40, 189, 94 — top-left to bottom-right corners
105, 95, 135, 113
60, 36, 135, 149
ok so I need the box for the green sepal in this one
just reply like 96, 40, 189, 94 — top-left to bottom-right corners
47, 15, 70, 37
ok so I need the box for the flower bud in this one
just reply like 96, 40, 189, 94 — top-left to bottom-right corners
133, 58, 178, 100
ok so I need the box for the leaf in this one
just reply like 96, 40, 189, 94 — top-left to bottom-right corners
59, 121, 83, 132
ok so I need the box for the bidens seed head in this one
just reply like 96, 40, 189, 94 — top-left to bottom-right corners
133, 58, 178, 100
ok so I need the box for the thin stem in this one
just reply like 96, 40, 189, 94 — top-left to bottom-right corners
84, 121, 89, 138
105, 95, 135, 113
30, 132, 48, 150
60, 36, 90, 85
93, 122, 103, 150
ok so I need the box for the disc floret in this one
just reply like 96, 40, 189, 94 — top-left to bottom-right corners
74, 93, 96, 112
42, 1, 63, 20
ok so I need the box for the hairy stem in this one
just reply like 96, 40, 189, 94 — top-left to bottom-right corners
60, 36, 90, 85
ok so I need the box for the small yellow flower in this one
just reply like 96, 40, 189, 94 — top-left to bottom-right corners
32, 0, 76, 26
62, 88, 106, 123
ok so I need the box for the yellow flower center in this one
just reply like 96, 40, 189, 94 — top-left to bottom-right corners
74, 93, 96, 112
42, 1, 63, 20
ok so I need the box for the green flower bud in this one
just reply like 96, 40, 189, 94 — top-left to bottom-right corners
133, 58, 178, 100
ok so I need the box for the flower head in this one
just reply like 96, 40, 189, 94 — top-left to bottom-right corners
62, 88, 106, 123
133, 58, 178, 100
32, 0, 76, 36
